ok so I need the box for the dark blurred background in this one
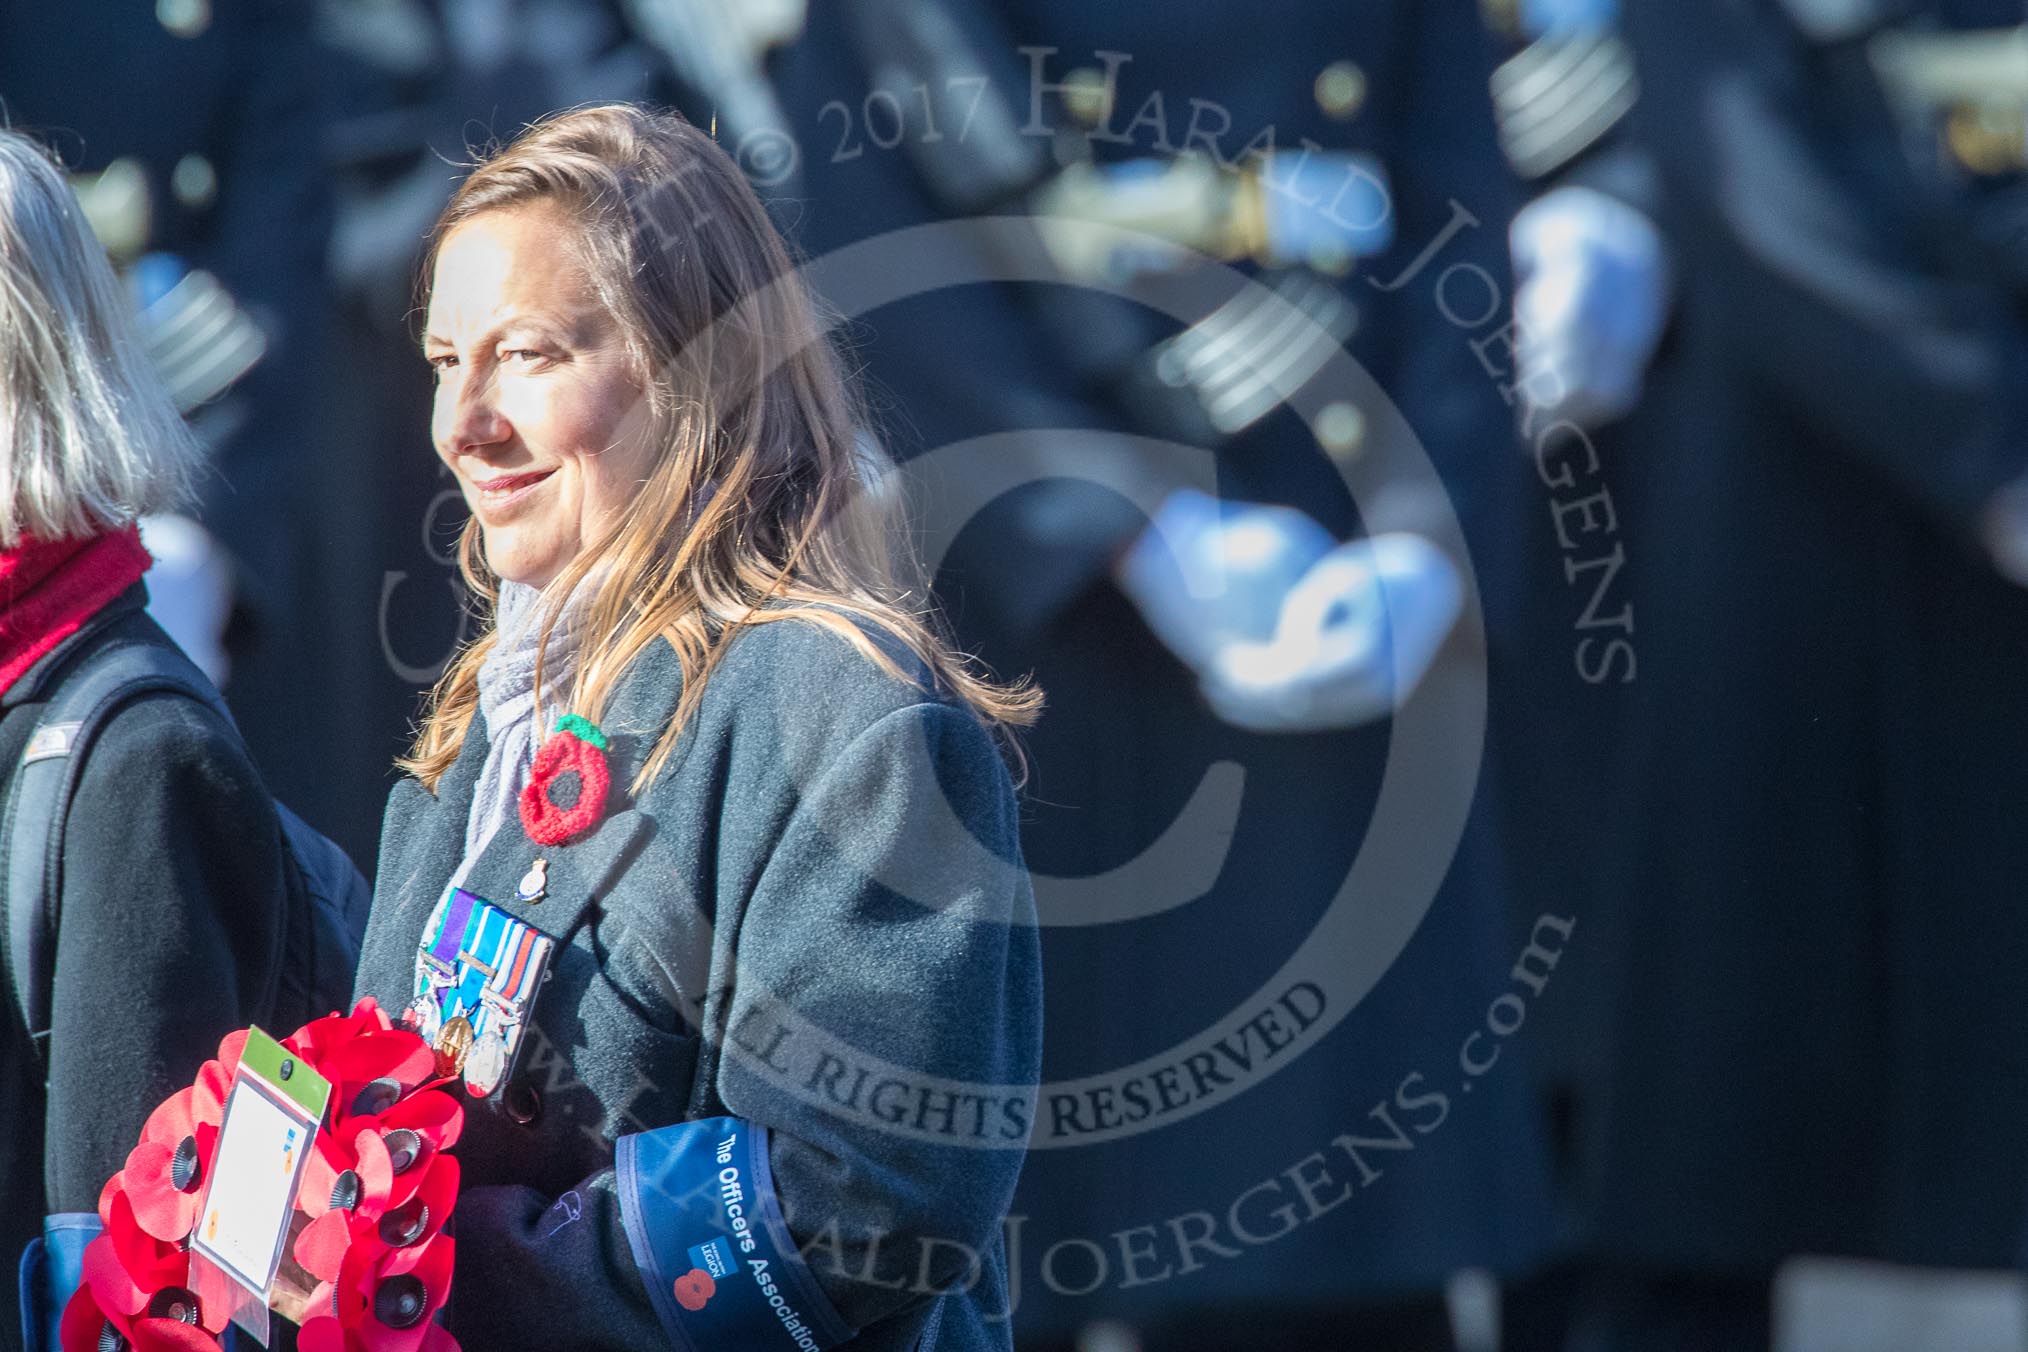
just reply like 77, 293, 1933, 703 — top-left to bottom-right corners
12, 0, 2028, 1348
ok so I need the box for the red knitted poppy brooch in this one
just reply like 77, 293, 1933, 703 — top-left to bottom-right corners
518, 714, 611, 847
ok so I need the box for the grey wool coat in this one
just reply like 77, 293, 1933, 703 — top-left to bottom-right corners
356, 615, 1042, 1352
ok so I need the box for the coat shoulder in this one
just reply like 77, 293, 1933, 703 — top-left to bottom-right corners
75, 686, 267, 810
628, 609, 1007, 810
59, 689, 288, 945
700, 609, 960, 736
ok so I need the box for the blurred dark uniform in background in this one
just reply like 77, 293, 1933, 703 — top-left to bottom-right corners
1469, 2, 1669, 1345
0, 0, 342, 842
766, 1, 1558, 1348
22, 4, 2028, 1352
1495, 1, 2028, 1347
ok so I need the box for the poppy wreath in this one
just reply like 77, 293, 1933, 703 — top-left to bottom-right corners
65, 999, 465, 1352
518, 713, 610, 847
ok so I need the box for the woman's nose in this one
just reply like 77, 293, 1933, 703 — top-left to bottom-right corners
443, 369, 511, 456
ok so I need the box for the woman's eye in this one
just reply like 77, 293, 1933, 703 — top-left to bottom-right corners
503, 348, 548, 365
426, 354, 458, 377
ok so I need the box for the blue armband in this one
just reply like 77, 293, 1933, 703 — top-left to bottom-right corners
19, 1213, 100, 1352
616, 1116, 855, 1352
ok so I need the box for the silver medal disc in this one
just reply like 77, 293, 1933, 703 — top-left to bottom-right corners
464, 1028, 507, 1098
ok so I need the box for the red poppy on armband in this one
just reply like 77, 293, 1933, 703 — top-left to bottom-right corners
615, 1117, 856, 1352
519, 714, 611, 846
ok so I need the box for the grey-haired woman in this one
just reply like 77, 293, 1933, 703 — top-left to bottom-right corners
0, 129, 294, 1352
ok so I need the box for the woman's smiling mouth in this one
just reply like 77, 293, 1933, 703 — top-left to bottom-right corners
469, 467, 557, 516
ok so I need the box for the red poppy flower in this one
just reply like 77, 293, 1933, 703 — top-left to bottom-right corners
59, 1280, 215, 1352
365, 1232, 455, 1352
299, 1310, 461, 1352
379, 1151, 457, 1253
380, 1087, 464, 1154
94, 1183, 192, 1313
79, 1001, 464, 1352
292, 1209, 354, 1287
98, 1171, 125, 1229
122, 1085, 224, 1243
297, 1316, 346, 1352
302, 1128, 393, 1233
136, 1319, 218, 1351
299, 1138, 353, 1222
673, 1267, 716, 1311
352, 1125, 419, 1215
302, 1087, 463, 1228
87, 1182, 206, 1331
313, 1231, 456, 1352
325, 1033, 438, 1122
294, 1014, 440, 1204
285, 999, 396, 1066
296, 1144, 460, 1285
192, 1066, 229, 1124
81, 1219, 177, 1322
60, 1281, 123, 1352
302, 1077, 459, 1224
519, 715, 611, 846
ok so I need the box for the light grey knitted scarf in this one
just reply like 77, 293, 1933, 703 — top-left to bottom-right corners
450, 580, 590, 888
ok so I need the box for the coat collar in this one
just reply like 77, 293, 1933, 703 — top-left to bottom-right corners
381, 637, 687, 946
1, 583, 150, 710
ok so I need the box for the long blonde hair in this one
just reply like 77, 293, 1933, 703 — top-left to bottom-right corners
401, 105, 1039, 794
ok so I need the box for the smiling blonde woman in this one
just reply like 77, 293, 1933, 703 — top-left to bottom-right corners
351, 105, 1043, 1352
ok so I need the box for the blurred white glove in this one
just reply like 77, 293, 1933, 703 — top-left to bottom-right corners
139, 514, 235, 687
1510, 185, 1673, 431
1979, 476, 2028, 589
1520, 0, 1618, 38
1116, 487, 1335, 673
1201, 533, 1463, 733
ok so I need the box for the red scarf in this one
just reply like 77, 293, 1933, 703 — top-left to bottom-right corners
0, 525, 153, 696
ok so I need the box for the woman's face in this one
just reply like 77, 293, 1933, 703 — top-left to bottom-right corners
426, 203, 653, 590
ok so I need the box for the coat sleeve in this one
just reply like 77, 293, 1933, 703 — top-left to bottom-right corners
1620, 0, 2028, 531
441, 701, 1042, 1351
43, 694, 290, 1213
711, 701, 1042, 1327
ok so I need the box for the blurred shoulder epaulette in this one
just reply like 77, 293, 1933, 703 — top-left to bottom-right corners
1490, 29, 1637, 180
1776, 0, 1914, 45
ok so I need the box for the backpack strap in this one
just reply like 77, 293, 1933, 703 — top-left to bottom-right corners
2, 635, 228, 1082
